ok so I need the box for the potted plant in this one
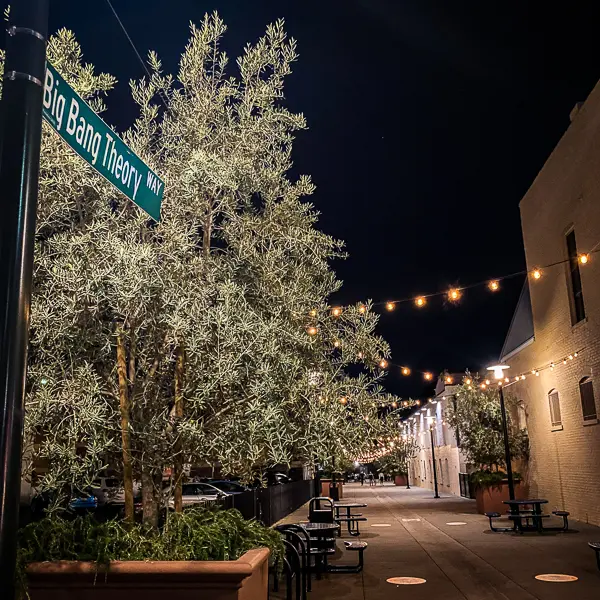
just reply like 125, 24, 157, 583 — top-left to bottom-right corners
446, 375, 529, 514
374, 437, 420, 488
19, 508, 282, 600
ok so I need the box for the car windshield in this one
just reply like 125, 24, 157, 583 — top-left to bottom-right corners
212, 481, 243, 493
182, 484, 218, 496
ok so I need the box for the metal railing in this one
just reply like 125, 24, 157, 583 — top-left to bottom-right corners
220, 479, 314, 526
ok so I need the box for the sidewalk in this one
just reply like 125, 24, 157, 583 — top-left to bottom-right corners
275, 483, 600, 599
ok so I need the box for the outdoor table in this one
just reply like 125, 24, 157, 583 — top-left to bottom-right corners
503, 499, 548, 532
333, 502, 367, 536
294, 522, 340, 574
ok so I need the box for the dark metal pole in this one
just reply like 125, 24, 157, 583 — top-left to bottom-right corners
0, 1, 48, 595
498, 385, 515, 501
429, 426, 440, 498
406, 467, 410, 489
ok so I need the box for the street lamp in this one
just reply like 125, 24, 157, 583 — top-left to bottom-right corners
427, 416, 440, 499
487, 364, 515, 501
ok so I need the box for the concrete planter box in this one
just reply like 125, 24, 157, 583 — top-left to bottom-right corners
26, 548, 270, 600
475, 482, 528, 514
394, 475, 408, 486
320, 479, 343, 499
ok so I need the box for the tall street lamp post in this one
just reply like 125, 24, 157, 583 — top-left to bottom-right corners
0, 1, 49, 596
487, 364, 515, 501
428, 418, 440, 499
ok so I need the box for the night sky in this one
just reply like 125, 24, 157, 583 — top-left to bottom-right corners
49, 0, 600, 399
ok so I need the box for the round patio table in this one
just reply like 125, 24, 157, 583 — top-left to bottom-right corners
294, 522, 340, 575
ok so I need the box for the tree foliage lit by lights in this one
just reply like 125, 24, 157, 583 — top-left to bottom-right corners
445, 375, 529, 472
20, 14, 396, 526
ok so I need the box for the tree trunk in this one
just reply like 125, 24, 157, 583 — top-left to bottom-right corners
173, 345, 185, 513
116, 326, 134, 523
202, 200, 213, 258
141, 468, 159, 529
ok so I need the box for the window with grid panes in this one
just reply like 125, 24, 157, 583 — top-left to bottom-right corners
548, 389, 562, 428
579, 377, 597, 421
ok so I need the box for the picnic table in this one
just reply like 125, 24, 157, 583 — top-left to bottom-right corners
503, 499, 548, 532
333, 502, 367, 536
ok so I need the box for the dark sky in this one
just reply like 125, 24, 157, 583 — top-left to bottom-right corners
49, 0, 600, 399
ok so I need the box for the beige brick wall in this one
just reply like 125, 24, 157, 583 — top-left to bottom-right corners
504, 77, 600, 525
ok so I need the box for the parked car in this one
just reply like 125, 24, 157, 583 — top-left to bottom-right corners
209, 480, 249, 495
30, 488, 97, 517
91, 477, 140, 506
167, 482, 226, 509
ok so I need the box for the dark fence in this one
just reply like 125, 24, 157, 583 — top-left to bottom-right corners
221, 479, 314, 526
458, 472, 474, 499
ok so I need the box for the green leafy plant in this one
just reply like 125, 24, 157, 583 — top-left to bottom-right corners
17, 507, 284, 597
469, 469, 522, 491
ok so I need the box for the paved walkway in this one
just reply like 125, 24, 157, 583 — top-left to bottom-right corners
275, 483, 600, 599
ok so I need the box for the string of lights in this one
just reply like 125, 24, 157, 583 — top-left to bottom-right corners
375, 250, 595, 311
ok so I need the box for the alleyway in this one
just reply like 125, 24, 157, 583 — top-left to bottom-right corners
276, 483, 600, 600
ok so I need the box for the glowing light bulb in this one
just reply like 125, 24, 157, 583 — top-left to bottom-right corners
465, 378, 472, 385
579, 254, 590, 264
416, 400, 421, 406
333, 340, 340, 348
488, 280, 500, 291
485, 379, 491, 385
445, 376, 453, 384
468, 385, 472, 390
532, 269, 542, 280
379, 359, 388, 369
535, 371, 540, 377
358, 351, 364, 359
309, 309, 317, 317
339, 396, 347, 404
358, 304, 367, 314
332, 307, 342, 317
504, 377, 509, 383
448, 288, 461, 301
403, 401, 408, 407
392, 401, 397, 408
569, 354, 574, 360
563, 359, 567, 364
480, 383, 487, 389
402, 367, 411, 376
307, 326, 318, 336
521, 375, 526, 380
574, 352, 579, 357
386, 302, 395, 311
415, 296, 426, 308
424, 372, 433, 381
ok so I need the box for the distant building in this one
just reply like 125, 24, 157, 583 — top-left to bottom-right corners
501, 83, 600, 525
408, 375, 471, 498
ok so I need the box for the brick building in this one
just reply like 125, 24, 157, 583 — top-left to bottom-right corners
500, 84, 600, 525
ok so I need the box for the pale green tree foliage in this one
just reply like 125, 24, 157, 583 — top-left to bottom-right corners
445, 374, 529, 471
23, 15, 398, 523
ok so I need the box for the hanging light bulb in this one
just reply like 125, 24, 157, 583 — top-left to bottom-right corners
579, 253, 590, 264
332, 307, 342, 317
386, 302, 395, 311
448, 288, 461, 302
333, 340, 340, 348
532, 269, 542, 280
569, 354, 574, 360
402, 367, 411, 376
424, 372, 433, 381
488, 280, 500, 291
403, 401, 408, 407
465, 377, 472, 385
339, 396, 347, 405
392, 401, 397, 408
358, 351, 364, 359
504, 377, 510, 383
415, 296, 426, 308
379, 359, 388, 369
521, 375, 526, 380
307, 326, 318, 336
480, 383, 487, 389
574, 352, 579, 357
358, 304, 367, 314
445, 376, 454, 384
309, 309, 317, 317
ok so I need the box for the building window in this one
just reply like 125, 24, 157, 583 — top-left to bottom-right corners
548, 389, 562, 428
579, 377, 597, 421
566, 229, 586, 324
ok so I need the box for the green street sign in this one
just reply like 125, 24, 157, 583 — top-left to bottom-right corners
42, 62, 163, 221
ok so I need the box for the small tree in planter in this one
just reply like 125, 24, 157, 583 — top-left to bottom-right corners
445, 374, 529, 509
374, 436, 420, 486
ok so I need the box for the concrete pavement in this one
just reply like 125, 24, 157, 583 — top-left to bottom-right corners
274, 482, 600, 599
